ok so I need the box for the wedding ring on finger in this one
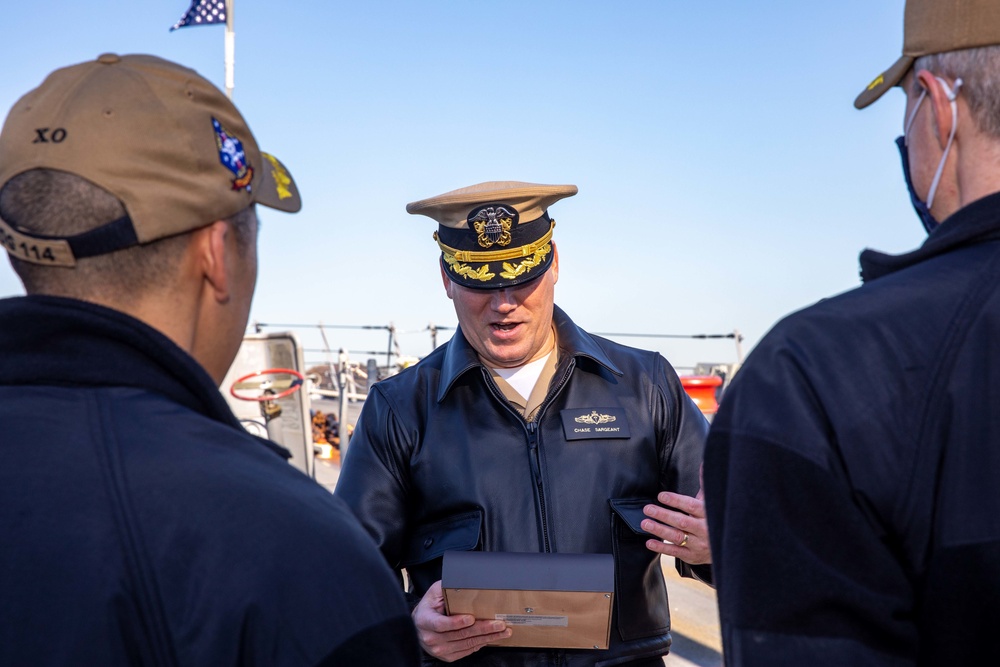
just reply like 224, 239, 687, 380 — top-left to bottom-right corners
678, 533, 689, 548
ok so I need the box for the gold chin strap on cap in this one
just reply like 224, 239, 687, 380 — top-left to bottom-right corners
434, 220, 555, 263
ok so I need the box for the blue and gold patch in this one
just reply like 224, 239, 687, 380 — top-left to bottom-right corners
212, 117, 253, 192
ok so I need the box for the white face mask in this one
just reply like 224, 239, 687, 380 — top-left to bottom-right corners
904, 76, 963, 214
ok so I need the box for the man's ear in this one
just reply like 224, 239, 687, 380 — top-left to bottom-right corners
440, 261, 455, 299
550, 241, 559, 285
918, 70, 959, 151
195, 220, 232, 304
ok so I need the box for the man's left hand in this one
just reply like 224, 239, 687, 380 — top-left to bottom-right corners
641, 481, 711, 565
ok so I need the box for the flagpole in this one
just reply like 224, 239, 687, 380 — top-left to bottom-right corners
224, 0, 235, 99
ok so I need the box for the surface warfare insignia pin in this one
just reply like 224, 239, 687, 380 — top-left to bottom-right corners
212, 118, 253, 192
469, 205, 517, 248
575, 411, 617, 425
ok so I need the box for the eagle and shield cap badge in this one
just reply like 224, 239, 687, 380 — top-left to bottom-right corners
406, 181, 577, 290
469, 204, 517, 249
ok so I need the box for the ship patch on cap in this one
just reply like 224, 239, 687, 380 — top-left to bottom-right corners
469, 205, 517, 248
213, 117, 253, 192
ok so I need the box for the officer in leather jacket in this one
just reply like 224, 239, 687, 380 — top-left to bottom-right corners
336, 181, 711, 666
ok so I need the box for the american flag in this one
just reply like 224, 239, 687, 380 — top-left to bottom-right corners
170, 0, 227, 31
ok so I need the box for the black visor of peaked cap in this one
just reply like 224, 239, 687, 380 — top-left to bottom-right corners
437, 210, 554, 290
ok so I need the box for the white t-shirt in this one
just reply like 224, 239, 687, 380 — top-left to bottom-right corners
491, 351, 554, 403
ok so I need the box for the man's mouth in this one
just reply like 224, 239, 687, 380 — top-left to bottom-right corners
492, 322, 521, 333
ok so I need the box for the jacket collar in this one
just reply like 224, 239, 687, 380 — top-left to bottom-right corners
0, 295, 288, 459
437, 305, 622, 402
861, 190, 1000, 283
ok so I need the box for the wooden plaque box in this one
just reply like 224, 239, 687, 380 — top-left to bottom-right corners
442, 551, 615, 650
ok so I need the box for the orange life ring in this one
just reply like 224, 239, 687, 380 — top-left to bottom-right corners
680, 375, 723, 414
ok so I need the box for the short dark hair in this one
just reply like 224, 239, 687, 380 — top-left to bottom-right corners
0, 169, 255, 300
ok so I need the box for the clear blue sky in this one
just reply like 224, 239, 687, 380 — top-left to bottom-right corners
2, 0, 916, 370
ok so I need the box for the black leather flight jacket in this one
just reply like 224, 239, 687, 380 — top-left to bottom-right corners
336, 307, 710, 666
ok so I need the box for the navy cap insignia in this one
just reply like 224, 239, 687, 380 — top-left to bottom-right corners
469, 205, 516, 248
212, 117, 253, 192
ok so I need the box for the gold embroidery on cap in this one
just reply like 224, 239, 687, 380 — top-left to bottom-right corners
443, 254, 496, 282
575, 411, 617, 425
262, 153, 293, 200
470, 206, 514, 248
499, 243, 550, 280
867, 74, 885, 91
436, 220, 554, 283
435, 220, 555, 263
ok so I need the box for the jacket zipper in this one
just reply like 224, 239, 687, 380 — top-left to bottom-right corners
525, 420, 550, 552
482, 359, 576, 554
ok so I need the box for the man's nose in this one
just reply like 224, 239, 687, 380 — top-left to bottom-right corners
491, 288, 516, 311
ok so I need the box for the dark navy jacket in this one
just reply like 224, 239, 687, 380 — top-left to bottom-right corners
705, 191, 1000, 666
0, 296, 419, 666
336, 306, 709, 666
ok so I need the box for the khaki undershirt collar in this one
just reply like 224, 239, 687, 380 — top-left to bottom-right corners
485, 327, 559, 421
